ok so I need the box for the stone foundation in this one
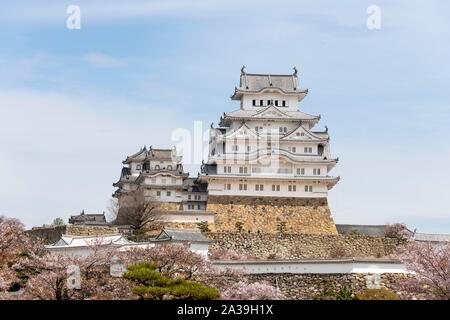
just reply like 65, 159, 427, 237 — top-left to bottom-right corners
207, 196, 337, 234
65, 225, 119, 236
207, 233, 403, 259
159, 202, 182, 211
202, 273, 420, 300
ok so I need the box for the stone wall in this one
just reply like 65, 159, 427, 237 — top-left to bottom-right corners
204, 273, 419, 300
251, 273, 422, 299
65, 225, 119, 236
159, 202, 182, 211
28, 225, 67, 244
206, 196, 337, 235
207, 233, 403, 259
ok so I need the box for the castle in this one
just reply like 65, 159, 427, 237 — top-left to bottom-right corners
113, 67, 339, 234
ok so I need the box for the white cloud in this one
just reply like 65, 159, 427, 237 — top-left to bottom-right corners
83, 52, 125, 68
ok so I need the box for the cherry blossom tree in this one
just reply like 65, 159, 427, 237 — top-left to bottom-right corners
221, 281, 284, 300
0, 215, 37, 295
397, 241, 450, 300
21, 240, 131, 300
118, 244, 210, 280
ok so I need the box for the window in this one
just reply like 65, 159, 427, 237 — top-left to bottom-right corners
166, 191, 171, 196
247, 145, 251, 152
239, 184, 247, 191
282, 100, 286, 107
297, 168, 305, 175
267, 100, 271, 105
313, 168, 321, 175
167, 165, 172, 170
305, 185, 313, 192
288, 185, 297, 192
228, 166, 231, 173
223, 166, 227, 173
136, 164, 142, 170
279, 127, 287, 133
275, 100, 278, 106
197, 205, 201, 210
272, 185, 280, 191
252, 99, 256, 106
232, 145, 239, 152
292, 147, 296, 153
304, 147, 313, 153
195, 195, 201, 200
260, 100, 263, 106
255, 127, 259, 132
156, 191, 161, 196
224, 184, 231, 190
188, 195, 191, 200
239, 167, 248, 174
155, 165, 160, 170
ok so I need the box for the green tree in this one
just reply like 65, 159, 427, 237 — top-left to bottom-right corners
52, 218, 65, 226
356, 288, 399, 300
124, 262, 220, 300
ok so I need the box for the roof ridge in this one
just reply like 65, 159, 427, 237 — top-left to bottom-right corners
244, 73, 295, 77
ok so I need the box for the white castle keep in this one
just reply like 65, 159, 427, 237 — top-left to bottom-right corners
200, 67, 339, 199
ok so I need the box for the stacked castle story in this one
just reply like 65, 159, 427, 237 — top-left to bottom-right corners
114, 68, 339, 234
113, 147, 213, 226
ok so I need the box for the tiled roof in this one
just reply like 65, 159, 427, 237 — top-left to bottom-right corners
49, 234, 134, 248
69, 212, 107, 225
123, 146, 176, 163
223, 108, 318, 121
240, 73, 299, 93
155, 228, 211, 243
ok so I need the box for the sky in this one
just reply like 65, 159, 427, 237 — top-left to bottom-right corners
0, 0, 449, 232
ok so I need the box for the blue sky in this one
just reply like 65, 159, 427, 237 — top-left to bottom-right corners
0, 0, 449, 232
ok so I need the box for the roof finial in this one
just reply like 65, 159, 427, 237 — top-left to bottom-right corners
210, 122, 214, 129
241, 65, 246, 75
293, 66, 298, 76
325, 126, 328, 133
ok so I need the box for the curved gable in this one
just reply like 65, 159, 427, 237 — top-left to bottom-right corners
282, 124, 325, 141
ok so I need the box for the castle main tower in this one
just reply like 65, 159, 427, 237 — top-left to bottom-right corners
200, 67, 339, 234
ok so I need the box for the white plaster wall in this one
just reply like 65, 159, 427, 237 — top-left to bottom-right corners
211, 260, 408, 274
241, 93, 299, 111
207, 179, 329, 197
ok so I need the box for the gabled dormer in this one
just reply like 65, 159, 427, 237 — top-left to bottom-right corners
281, 124, 329, 141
